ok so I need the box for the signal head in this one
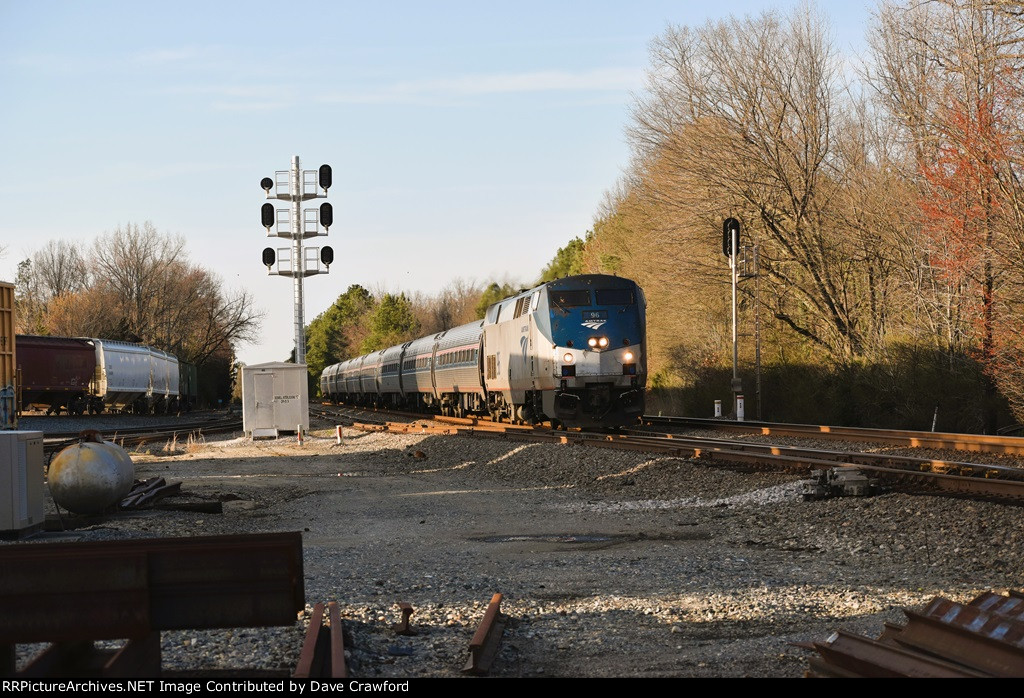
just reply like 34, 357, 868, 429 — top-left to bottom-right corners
261, 203, 274, 231
722, 217, 741, 257
260, 177, 273, 193
318, 164, 332, 191
320, 202, 333, 231
262, 247, 276, 269
321, 246, 334, 268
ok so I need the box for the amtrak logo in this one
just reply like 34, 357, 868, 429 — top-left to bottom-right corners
581, 320, 607, 330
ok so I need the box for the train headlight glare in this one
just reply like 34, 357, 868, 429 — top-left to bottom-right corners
587, 337, 598, 348
563, 352, 575, 364
624, 351, 634, 362
598, 337, 609, 348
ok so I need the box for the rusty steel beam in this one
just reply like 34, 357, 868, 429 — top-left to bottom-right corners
892, 604, 1024, 677
294, 602, 346, 679
13, 632, 161, 679
969, 592, 1024, 618
0, 551, 151, 643
328, 602, 347, 679
463, 593, 505, 676
101, 633, 162, 678
294, 603, 326, 679
813, 629, 987, 678
393, 602, 416, 636
0, 532, 304, 644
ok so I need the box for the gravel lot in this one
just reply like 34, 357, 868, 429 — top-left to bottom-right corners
12, 414, 1024, 678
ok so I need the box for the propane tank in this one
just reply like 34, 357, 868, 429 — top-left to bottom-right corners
48, 439, 135, 515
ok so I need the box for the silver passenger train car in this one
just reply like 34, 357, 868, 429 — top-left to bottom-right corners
320, 274, 647, 428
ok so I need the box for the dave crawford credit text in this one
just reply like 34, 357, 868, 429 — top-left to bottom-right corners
2, 681, 411, 694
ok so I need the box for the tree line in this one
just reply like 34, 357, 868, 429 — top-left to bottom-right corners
303, 279, 522, 382
302, 240, 583, 382
14, 222, 261, 404
551, 1, 1024, 431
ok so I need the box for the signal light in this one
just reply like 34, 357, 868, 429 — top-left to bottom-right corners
261, 203, 274, 230
260, 177, 273, 193
321, 246, 334, 268
319, 164, 332, 191
320, 202, 333, 230
723, 217, 741, 257
262, 247, 276, 269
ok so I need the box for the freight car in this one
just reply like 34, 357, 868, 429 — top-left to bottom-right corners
16, 335, 98, 415
321, 274, 646, 429
16, 336, 190, 415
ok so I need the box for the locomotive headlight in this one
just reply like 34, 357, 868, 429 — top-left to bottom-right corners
598, 337, 609, 348
563, 352, 575, 364
623, 351, 634, 362
587, 337, 598, 348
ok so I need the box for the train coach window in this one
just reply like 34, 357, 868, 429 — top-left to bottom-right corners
596, 289, 635, 305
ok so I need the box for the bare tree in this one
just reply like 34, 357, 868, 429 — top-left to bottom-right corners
16, 222, 262, 380
33, 240, 89, 300
870, 0, 1024, 426
627, 6, 887, 361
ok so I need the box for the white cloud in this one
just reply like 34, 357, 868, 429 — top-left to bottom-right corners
133, 45, 219, 65
320, 67, 643, 104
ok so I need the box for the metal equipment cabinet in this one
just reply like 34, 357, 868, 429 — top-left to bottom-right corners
0, 431, 44, 535
241, 362, 309, 438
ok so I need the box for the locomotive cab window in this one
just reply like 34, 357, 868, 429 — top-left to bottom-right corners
596, 289, 635, 305
551, 290, 591, 312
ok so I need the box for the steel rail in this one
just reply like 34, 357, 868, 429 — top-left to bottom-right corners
643, 415, 1024, 455
294, 601, 347, 679
806, 589, 1024, 677
43, 418, 243, 456
618, 431, 1024, 480
463, 593, 505, 676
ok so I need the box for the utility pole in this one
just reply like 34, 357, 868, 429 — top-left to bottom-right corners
259, 156, 335, 364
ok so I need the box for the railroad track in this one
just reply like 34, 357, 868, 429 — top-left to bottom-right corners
41, 415, 243, 457
329, 406, 1024, 504
643, 415, 1024, 455
317, 401, 1024, 455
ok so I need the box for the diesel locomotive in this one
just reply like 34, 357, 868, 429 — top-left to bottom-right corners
320, 274, 646, 428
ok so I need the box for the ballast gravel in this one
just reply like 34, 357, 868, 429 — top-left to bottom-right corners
11, 415, 1024, 678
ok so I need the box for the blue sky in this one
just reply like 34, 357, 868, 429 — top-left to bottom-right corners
0, 1, 872, 365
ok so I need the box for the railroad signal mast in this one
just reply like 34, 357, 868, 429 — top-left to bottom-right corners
723, 217, 743, 421
259, 156, 335, 365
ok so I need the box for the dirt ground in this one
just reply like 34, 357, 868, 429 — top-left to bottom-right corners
40, 422, 1024, 678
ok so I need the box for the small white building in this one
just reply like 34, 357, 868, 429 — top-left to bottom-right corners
241, 362, 309, 438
